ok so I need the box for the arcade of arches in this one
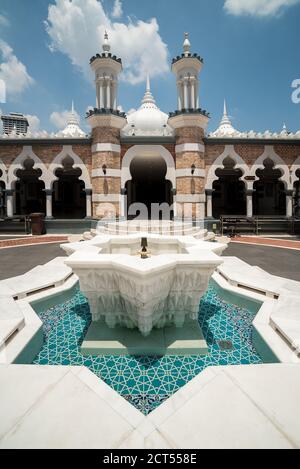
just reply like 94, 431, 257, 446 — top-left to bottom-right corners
209, 156, 300, 219
0, 156, 90, 219
1, 146, 300, 223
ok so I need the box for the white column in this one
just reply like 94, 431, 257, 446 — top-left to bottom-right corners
183, 79, 188, 109
205, 190, 213, 218
5, 190, 14, 217
99, 80, 104, 108
45, 190, 53, 219
196, 80, 199, 109
106, 80, 111, 109
177, 82, 182, 110
96, 82, 100, 108
12, 189, 17, 214
285, 190, 293, 218
191, 79, 195, 109
297, 186, 300, 217
85, 189, 92, 218
112, 82, 117, 110
246, 190, 254, 218
120, 188, 127, 218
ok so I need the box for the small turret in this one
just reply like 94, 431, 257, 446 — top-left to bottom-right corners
171, 33, 204, 112
89, 31, 123, 113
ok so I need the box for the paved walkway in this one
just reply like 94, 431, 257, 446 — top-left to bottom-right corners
0, 243, 64, 280
224, 243, 300, 281
232, 236, 300, 250
0, 240, 300, 282
0, 235, 68, 249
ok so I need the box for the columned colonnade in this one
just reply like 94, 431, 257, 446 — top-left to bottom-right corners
1, 143, 300, 220
0, 145, 92, 219
205, 145, 299, 219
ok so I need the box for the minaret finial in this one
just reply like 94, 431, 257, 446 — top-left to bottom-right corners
67, 101, 79, 127
141, 75, 156, 107
281, 122, 288, 135
183, 32, 191, 56
102, 30, 111, 53
220, 100, 232, 127
146, 74, 150, 92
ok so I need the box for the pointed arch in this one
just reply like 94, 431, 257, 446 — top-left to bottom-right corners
48, 145, 91, 190
0, 159, 7, 186
290, 155, 300, 186
249, 146, 291, 189
7, 146, 50, 190
205, 145, 250, 190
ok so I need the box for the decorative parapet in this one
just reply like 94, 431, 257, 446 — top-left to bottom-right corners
171, 53, 203, 65
207, 130, 300, 140
169, 108, 210, 119
86, 108, 126, 119
90, 53, 122, 65
0, 132, 89, 141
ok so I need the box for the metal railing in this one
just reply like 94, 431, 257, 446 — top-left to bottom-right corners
220, 215, 300, 236
0, 215, 31, 234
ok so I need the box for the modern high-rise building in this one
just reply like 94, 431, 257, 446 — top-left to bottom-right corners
1, 112, 29, 135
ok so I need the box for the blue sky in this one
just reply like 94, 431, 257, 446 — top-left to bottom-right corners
0, 0, 299, 134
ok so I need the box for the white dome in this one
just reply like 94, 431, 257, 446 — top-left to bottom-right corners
56, 102, 87, 138
121, 78, 174, 137
209, 100, 238, 138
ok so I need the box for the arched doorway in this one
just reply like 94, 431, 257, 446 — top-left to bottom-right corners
125, 155, 173, 220
15, 158, 46, 215
253, 158, 286, 216
52, 156, 86, 219
212, 157, 246, 218
0, 170, 5, 217
294, 169, 300, 218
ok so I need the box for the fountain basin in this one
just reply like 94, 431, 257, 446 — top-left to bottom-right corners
64, 235, 225, 336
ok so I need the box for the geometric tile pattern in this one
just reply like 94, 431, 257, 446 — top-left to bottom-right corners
33, 285, 263, 414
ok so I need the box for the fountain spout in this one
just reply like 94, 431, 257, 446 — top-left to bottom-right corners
140, 237, 150, 259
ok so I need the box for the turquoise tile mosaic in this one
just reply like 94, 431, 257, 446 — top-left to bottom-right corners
32, 286, 262, 414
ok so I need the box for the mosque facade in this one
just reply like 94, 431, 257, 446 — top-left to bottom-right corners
0, 33, 300, 229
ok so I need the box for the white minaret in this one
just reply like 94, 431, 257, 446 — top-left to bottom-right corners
171, 33, 203, 111
89, 31, 122, 111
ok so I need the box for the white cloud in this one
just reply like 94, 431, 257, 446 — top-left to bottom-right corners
50, 108, 80, 129
224, 0, 300, 17
0, 40, 34, 98
112, 0, 123, 18
0, 15, 10, 27
45, 0, 168, 85
25, 114, 40, 132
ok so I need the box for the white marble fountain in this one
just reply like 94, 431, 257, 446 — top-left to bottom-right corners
63, 235, 226, 340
